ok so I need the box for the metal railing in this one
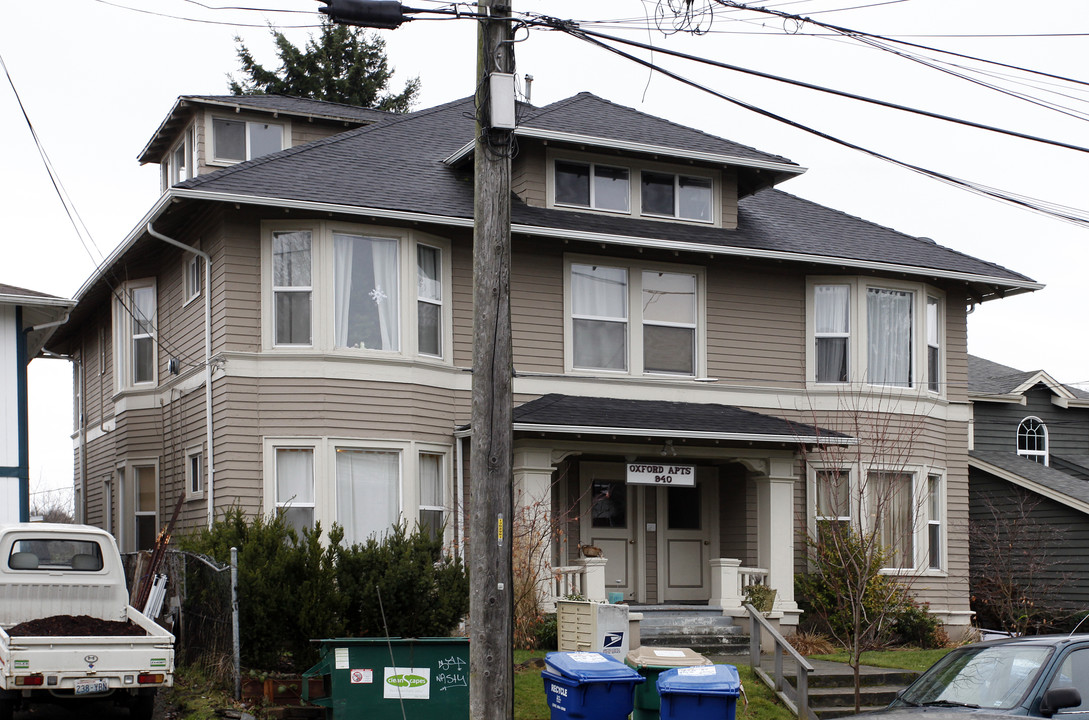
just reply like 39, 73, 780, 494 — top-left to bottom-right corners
746, 602, 816, 720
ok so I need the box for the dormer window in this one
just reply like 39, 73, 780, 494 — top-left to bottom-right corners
1017, 417, 1048, 465
642, 172, 712, 222
162, 126, 194, 191
212, 117, 284, 164
555, 161, 630, 213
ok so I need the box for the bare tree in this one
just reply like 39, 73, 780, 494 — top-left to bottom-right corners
797, 387, 935, 711
969, 488, 1070, 636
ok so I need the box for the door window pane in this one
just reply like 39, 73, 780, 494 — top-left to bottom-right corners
336, 448, 399, 545
591, 481, 626, 528
334, 234, 400, 351
667, 486, 700, 530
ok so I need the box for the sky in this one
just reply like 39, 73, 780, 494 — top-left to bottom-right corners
2, 0, 1087, 508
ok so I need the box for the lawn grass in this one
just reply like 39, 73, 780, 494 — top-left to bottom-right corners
514, 649, 796, 720
808, 648, 952, 672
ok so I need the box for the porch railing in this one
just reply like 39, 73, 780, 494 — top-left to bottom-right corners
551, 565, 585, 603
747, 602, 815, 720
709, 559, 771, 611
545, 557, 609, 611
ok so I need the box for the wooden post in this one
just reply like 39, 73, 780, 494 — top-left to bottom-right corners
469, 1, 514, 719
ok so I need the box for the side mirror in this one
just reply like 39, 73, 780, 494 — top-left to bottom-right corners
1041, 687, 1082, 717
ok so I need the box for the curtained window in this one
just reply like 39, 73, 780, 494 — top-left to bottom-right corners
275, 448, 315, 535
273, 231, 312, 346
336, 448, 400, 545
867, 288, 913, 387
815, 285, 849, 383
572, 264, 629, 371
334, 233, 400, 351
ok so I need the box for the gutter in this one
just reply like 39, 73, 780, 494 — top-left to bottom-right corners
146, 223, 216, 530
454, 422, 854, 446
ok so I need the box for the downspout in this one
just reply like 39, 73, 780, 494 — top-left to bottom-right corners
146, 223, 215, 529
455, 434, 465, 559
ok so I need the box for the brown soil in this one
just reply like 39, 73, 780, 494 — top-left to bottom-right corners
7, 614, 146, 637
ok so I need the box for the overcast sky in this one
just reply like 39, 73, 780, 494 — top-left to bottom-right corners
3, 0, 1086, 507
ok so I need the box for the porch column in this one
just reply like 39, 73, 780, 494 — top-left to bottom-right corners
756, 458, 798, 618
513, 448, 557, 603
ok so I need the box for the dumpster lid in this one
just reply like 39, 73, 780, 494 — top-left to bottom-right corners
626, 646, 712, 669
545, 652, 644, 682
658, 664, 741, 695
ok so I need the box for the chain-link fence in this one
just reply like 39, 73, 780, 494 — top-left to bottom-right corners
123, 549, 236, 680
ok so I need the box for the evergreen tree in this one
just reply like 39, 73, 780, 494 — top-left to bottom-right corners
229, 20, 419, 112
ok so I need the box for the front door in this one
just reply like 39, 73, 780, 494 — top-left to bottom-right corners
657, 470, 717, 602
580, 464, 637, 601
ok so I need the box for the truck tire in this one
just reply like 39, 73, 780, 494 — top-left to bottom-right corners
0, 697, 13, 720
130, 690, 155, 720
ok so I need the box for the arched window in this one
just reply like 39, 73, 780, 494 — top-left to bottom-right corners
1017, 417, 1048, 466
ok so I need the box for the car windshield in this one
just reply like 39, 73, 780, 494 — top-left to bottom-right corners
899, 644, 1053, 711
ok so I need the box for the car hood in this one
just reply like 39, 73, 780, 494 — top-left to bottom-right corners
855, 708, 1029, 720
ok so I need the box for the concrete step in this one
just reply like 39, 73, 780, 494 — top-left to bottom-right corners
808, 684, 905, 707
814, 705, 889, 719
806, 669, 920, 689
640, 634, 750, 654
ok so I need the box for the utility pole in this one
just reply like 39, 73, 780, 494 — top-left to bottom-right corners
317, 1, 516, 716
468, 1, 515, 718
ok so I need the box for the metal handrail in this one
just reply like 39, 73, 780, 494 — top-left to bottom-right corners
745, 602, 815, 720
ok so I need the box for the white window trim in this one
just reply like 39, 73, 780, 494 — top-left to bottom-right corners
162, 124, 195, 192
807, 461, 946, 577
261, 221, 453, 362
553, 159, 632, 215
113, 278, 158, 392
805, 276, 945, 394
263, 438, 455, 542
1016, 416, 1049, 466
184, 253, 202, 307
125, 458, 160, 554
206, 114, 291, 167
546, 150, 720, 227
563, 253, 707, 378
186, 444, 205, 501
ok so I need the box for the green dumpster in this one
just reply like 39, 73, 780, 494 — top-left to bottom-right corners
625, 646, 712, 720
303, 638, 469, 720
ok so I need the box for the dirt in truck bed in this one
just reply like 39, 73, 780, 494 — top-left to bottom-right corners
8, 615, 145, 637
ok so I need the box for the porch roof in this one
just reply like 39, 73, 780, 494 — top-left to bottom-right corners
504, 394, 851, 445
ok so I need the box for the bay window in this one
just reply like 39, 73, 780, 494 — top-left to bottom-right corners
807, 278, 943, 392
927, 473, 942, 570
419, 452, 444, 538
264, 223, 449, 359
870, 470, 914, 570
814, 469, 851, 545
569, 258, 701, 376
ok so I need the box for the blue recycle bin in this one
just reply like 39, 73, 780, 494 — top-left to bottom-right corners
657, 664, 741, 720
541, 651, 645, 720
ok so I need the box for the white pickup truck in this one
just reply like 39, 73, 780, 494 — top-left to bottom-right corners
0, 523, 174, 720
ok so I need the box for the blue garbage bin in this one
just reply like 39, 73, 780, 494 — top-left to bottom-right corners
542, 651, 645, 720
657, 664, 741, 720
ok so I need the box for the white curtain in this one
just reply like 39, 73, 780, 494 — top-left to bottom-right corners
275, 449, 314, 505
572, 264, 627, 318
336, 449, 399, 545
867, 288, 912, 386
815, 285, 849, 383
372, 239, 400, 351
333, 235, 354, 347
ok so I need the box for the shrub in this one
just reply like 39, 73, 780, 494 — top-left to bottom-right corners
787, 631, 834, 656
892, 602, 946, 649
534, 614, 558, 650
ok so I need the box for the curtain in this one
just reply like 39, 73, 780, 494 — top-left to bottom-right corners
572, 264, 627, 370
336, 449, 399, 545
815, 285, 848, 383
333, 235, 354, 347
871, 471, 913, 569
372, 239, 400, 351
867, 288, 912, 386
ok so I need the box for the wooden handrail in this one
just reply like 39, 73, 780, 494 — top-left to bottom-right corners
745, 602, 815, 720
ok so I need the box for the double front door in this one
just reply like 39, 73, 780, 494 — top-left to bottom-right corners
579, 462, 717, 604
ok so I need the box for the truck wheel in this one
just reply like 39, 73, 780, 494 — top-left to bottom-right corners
0, 698, 13, 720
130, 690, 155, 720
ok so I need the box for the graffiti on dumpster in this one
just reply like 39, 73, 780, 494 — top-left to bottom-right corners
435, 655, 469, 692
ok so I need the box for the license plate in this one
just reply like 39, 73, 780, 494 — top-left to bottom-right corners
74, 678, 109, 695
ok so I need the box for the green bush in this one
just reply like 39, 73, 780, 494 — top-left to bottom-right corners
335, 522, 469, 638
892, 601, 945, 648
179, 511, 468, 673
534, 614, 557, 650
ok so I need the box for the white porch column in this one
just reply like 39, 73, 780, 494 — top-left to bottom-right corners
513, 448, 557, 602
756, 457, 799, 620
579, 557, 608, 602
709, 558, 742, 612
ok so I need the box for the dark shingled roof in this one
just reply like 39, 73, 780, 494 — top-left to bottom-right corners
0, 284, 64, 300
971, 449, 1089, 511
176, 93, 1034, 287
519, 93, 796, 168
186, 94, 390, 124
511, 394, 847, 442
968, 355, 1089, 399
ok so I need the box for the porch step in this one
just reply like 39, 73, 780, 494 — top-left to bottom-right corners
631, 605, 749, 655
784, 662, 919, 719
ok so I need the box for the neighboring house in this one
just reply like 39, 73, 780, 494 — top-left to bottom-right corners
44, 91, 1042, 638
967, 355, 1089, 623
0, 284, 72, 524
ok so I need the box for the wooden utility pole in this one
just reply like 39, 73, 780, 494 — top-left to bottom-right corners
469, 1, 515, 718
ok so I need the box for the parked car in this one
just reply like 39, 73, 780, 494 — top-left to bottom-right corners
862, 635, 1089, 719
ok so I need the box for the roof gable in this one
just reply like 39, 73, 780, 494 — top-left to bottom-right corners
968, 355, 1086, 401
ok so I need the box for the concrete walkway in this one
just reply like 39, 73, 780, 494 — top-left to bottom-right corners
708, 652, 903, 679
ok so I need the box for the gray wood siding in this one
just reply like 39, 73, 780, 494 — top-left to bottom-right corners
512, 145, 547, 207
717, 462, 754, 563
720, 170, 738, 229
511, 242, 564, 374
450, 237, 475, 368
969, 470, 1089, 619
974, 386, 1089, 457
216, 210, 263, 353
707, 265, 805, 387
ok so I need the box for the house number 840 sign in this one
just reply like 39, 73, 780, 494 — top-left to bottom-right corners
626, 464, 696, 487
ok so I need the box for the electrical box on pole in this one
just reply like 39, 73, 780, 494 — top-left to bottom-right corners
316, 0, 407, 28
